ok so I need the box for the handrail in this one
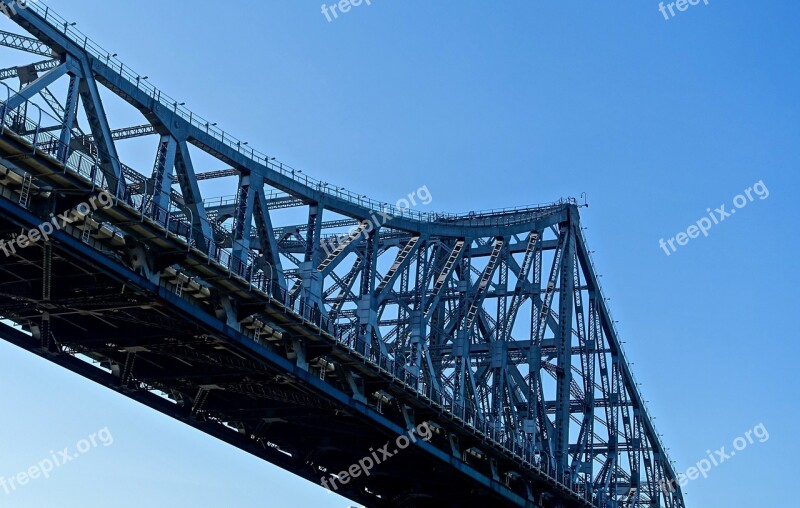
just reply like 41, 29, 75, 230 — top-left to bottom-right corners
15, 1, 577, 225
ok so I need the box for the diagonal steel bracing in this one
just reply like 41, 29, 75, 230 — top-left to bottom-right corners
0, 2, 685, 507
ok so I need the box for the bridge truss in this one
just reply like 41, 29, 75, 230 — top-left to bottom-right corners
0, 2, 684, 507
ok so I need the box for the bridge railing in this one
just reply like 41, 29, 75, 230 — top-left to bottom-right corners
0, 85, 109, 190
21, 1, 575, 227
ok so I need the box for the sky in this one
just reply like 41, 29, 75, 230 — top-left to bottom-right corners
0, 1, 797, 507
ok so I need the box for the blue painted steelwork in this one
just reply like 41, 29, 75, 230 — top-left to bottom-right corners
0, 2, 685, 507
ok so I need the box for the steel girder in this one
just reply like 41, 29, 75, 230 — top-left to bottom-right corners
0, 28, 53, 57
0, 2, 685, 507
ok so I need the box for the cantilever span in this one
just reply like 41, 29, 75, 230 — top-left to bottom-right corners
0, 2, 684, 507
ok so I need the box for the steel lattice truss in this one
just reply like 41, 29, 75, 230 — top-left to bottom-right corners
0, 2, 684, 507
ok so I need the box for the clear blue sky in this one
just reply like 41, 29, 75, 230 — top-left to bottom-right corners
0, 1, 797, 507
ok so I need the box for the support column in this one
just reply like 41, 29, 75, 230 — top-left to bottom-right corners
555, 221, 575, 474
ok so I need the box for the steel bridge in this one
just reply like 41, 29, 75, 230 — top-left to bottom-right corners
0, 3, 684, 507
